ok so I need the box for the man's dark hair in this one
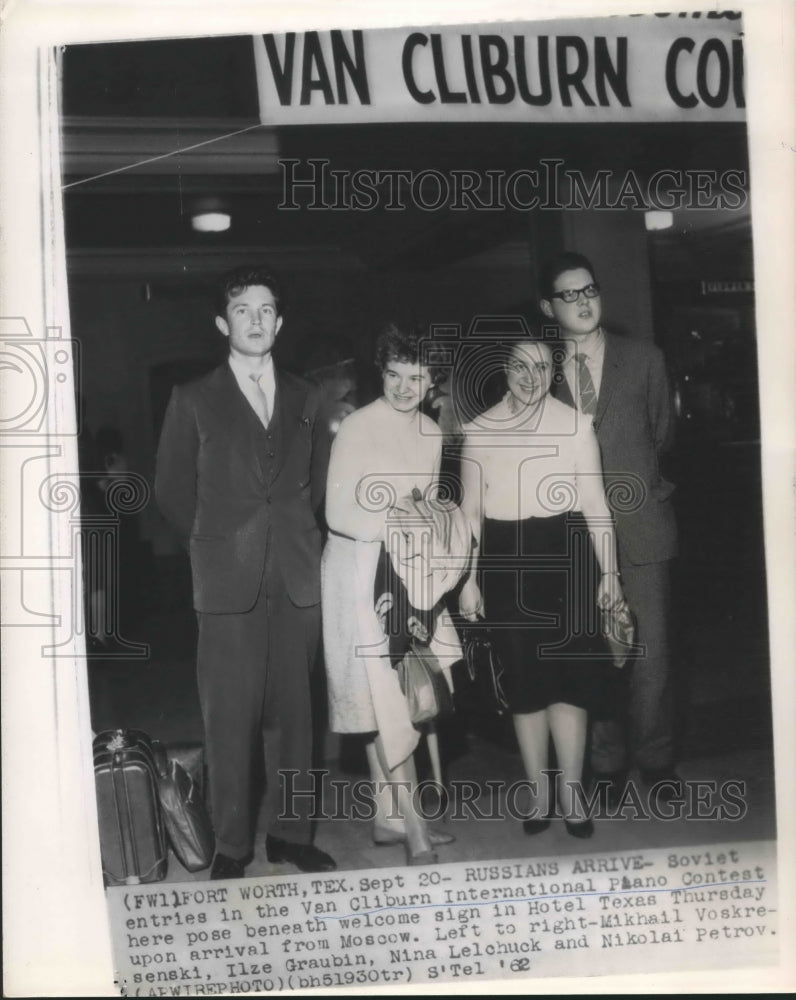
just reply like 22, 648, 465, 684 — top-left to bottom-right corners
214, 265, 283, 318
539, 251, 597, 300
374, 320, 447, 385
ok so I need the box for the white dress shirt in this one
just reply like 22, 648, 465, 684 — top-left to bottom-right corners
228, 354, 276, 427
461, 393, 608, 522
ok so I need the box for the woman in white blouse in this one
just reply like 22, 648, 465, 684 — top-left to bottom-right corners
459, 337, 624, 838
322, 323, 457, 865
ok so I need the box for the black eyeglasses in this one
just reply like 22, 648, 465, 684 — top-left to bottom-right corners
550, 282, 601, 303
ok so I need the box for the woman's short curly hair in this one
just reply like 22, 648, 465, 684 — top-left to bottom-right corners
374, 321, 447, 385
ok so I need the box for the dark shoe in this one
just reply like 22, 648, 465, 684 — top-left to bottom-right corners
592, 770, 628, 811
266, 835, 337, 873
210, 853, 246, 880
522, 818, 551, 836
564, 818, 594, 839
641, 768, 684, 803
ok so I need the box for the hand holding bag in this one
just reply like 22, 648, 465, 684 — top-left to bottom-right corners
598, 597, 636, 669
397, 642, 453, 727
462, 627, 510, 715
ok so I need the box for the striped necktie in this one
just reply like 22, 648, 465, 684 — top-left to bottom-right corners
577, 354, 598, 417
249, 372, 270, 428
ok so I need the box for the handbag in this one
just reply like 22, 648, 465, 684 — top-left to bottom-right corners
165, 742, 206, 798
462, 627, 510, 715
396, 642, 453, 727
599, 598, 636, 669
152, 741, 214, 872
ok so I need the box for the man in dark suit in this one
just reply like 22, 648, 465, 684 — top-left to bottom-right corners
155, 265, 336, 878
540, 251, 681, 803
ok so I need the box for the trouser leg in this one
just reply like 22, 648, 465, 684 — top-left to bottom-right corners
261, 559, 320, 844
621, 560, 674, 772
197, 583, 269, 860
590, 560, 673, 776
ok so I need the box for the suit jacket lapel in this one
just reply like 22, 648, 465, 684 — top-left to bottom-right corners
200, 363, 267, 485
552, 352, 576, 410
270, 371, 306, 480
594, 332, 623, 431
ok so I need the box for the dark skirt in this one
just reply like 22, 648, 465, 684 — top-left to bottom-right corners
481, 512, 615, 715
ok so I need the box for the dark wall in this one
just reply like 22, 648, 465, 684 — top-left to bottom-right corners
67, 247, 536, 550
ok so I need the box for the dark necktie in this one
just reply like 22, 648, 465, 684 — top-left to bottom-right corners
577, 354, 597, 417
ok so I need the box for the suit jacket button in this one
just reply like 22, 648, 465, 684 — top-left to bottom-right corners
268, 451, 275, 458
266, 496, 273, 504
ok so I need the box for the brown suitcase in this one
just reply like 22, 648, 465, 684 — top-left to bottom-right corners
93, 729, 168, 886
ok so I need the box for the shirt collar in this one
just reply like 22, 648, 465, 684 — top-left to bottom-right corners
563, 327, 605, 362
228, 353, 274, 381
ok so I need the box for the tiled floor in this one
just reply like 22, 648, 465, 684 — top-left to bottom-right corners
89, 601, 776, 884
153, 738, 775, 883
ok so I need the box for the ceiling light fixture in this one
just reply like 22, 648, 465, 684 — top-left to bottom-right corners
191, 197, 231, 233
644, 210, 674, 232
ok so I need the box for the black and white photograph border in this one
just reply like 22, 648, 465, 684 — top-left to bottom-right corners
1, 0, 795, 996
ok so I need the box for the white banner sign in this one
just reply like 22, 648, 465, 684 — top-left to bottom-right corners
254, 14, 746, 125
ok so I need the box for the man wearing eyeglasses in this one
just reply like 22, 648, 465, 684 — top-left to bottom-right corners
540, 250, 680, 809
